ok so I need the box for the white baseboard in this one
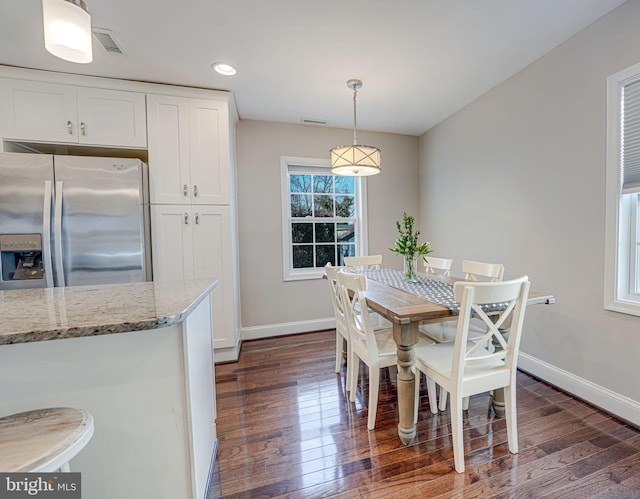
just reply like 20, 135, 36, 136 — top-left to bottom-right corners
213, 341, 241, 363
518, 352, 640, 427
241, 317, 335, 342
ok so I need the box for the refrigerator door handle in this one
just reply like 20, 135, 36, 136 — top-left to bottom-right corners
42, 180, 54, 288
54, 180, 66, 287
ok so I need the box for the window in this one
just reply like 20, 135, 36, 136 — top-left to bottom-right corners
281, 156, 367, 280
604, 62, 640, 315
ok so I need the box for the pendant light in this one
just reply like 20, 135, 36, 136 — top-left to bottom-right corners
330, 79, 381, 176
43, 0, 93, 64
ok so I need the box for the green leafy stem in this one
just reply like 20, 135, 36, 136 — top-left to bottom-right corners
389, 212, 432, 258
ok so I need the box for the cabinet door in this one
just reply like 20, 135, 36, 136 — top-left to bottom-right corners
192, 205, 236, 349
0, 78, 78, 142
150, 205, 194, 281
189, 99, 230, 205
76, 87, 147, 147
147, 94, 191, 205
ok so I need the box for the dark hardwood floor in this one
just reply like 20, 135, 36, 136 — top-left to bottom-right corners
208, 330, 640, 498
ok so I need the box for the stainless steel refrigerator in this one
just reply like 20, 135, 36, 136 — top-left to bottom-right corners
0, 152, 151, 290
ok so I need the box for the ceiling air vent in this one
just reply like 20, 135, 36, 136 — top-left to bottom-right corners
301, 118, 329, 126
92, 28, 125, 55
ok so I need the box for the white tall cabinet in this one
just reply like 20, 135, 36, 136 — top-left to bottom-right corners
147, 93, 238, 355
0, 65, 240, 362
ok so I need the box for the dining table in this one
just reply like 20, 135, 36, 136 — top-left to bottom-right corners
362, 268, 554, 446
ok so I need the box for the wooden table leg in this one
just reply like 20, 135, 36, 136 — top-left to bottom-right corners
490, 324, 509, 418
393, 320, 418, 445
492, 388, 506, 417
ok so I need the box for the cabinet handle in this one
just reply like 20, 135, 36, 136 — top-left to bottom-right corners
193, 184, 198, 197
80, 122, 86, 136
195, 213, 199, 225
67, 121, 73, 134
184, 213, 189, 225
183, 184, 188, 196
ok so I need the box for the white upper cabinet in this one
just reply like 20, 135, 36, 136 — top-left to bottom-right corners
147, 94, 230, 205
76, 87, 147, 147
146, 95, 190, 204
0, 78, 147, 148
0, 79, 76, 143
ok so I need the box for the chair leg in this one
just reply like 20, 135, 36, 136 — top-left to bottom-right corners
450, 395, 465, 473
439, 386, 448, 411
440, 389, 467, 411
345, 340, 352, 391
349, 354, 359, 402
504, 384, 518, 454
335, 333, 343, 374
427, 377, 438, 414
367, 366, 380, 430
413, 369, 421, 425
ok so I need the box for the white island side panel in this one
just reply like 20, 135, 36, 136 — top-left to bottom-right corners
0, 297, 215, 499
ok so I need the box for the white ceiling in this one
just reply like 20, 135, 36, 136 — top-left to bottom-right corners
0, 0, 628, 136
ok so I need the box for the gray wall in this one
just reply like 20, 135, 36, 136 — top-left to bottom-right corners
419, 0, 640, 417
236, 120, 419, 329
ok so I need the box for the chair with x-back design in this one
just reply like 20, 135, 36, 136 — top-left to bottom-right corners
413, 276, 530, 472
423, 256, 454, 277
337, 271, 436, 430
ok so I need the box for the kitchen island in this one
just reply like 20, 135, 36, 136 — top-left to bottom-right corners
0, 279, 218, 499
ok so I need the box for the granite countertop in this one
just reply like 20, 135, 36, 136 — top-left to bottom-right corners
0, 279, 218, 345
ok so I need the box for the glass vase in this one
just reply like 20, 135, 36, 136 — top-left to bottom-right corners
403, 254, 418, 282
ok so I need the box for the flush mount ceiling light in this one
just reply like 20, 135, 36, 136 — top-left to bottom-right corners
42, 0, 93, 63
212, 62, 237, 76
330, 79, 381, 176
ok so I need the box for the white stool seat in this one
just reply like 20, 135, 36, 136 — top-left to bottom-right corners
0, 407, 94, 472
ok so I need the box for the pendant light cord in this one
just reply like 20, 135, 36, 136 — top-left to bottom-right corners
352, 84, 358, 146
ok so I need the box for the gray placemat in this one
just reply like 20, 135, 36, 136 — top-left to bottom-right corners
365, 268, 508, 315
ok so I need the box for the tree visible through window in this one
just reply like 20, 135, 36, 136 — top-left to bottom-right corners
281, 156, 366, 281
289, 172, 356, 268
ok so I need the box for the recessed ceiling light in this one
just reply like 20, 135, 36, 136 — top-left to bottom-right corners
212, 62, 237, 76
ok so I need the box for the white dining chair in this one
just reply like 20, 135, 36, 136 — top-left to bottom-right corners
413, 275, 530, 473
337, 271, 436, 430
420, 259, 505, 344
342, 255, 392, 330
423, 256, 454, 276
325, 263, 352, 388
420, 259, 506, 410
462, 259, 504, 282
0, 407, 94, 472
343, 254, 382, 272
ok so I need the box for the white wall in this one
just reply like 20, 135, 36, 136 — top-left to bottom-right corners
236, 120, 419, 335
419, 0, 640, 424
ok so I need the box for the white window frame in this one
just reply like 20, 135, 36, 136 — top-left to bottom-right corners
280, 156, 368, 281
604, 62, 640, 316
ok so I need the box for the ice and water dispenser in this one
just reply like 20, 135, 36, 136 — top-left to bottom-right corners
0, 234, 45, 287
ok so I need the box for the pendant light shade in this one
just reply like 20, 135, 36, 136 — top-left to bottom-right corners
43, 0, 93, 64
330, 144, 381, 176
330, 79, 381, 176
